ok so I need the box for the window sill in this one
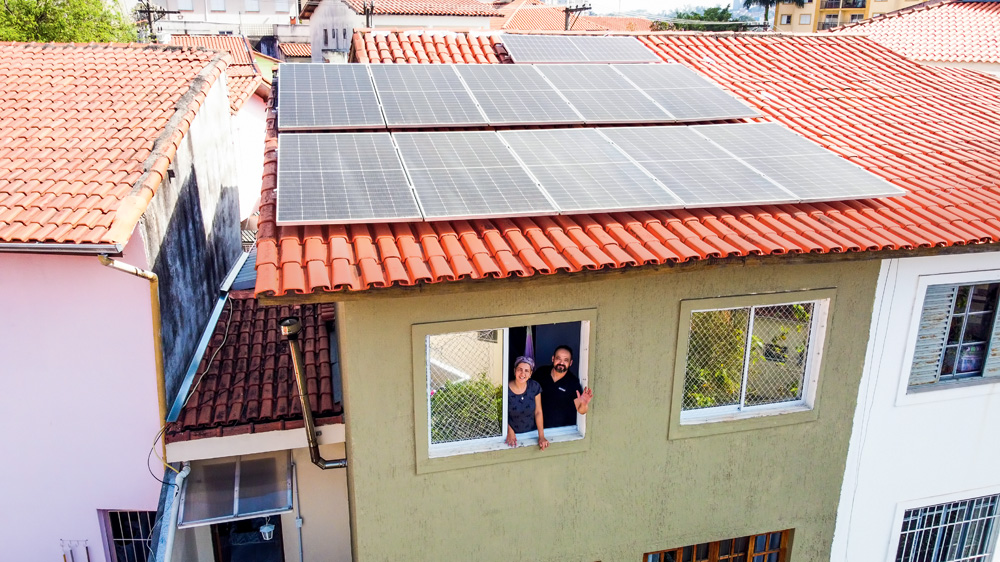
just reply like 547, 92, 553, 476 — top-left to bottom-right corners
670, 403, 819, 440
419, 426, 587, 474
899, 376, 1000, 406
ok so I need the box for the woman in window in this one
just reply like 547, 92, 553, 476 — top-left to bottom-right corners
506, 356, 549, 450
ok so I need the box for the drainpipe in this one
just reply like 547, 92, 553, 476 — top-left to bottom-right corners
280, 317, 347, 470
161, 462, 191, 562
98, 255, 168, 456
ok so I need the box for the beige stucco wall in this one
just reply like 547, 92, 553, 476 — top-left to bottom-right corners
331, 258, 880, 561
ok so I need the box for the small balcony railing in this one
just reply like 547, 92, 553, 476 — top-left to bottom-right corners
820, 0, 866, 8
816, 20, 844, 29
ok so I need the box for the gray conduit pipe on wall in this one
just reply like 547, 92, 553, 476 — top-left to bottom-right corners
280, 317, 347, 470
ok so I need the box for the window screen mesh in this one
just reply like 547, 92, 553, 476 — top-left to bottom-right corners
427, 330, 504, 444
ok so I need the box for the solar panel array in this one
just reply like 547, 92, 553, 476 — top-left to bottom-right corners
502, 35, 661, 63
275, 125, 904, 225
276, 63, 759, 131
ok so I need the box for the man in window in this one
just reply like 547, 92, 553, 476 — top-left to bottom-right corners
532, 345, 593, 428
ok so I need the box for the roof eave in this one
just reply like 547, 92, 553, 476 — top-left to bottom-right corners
0, 242, 125, 255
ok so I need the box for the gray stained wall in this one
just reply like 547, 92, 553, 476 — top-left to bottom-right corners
333, 258, 881, 562
139, 75, 242, 406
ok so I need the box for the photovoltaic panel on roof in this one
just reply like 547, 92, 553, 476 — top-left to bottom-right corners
369, 65, 487, 127
501, 35, 590, 63
393, 132, 555, 220
276, 133, 422, 224
567, 36, 660, 63
693, 123, 907, 202
277, 64, 385, 131
455, 65, 582, 125
612, 64, 760, 121
600, 127, 796, 207
535, 64, 672, 123
501, 34, 659, 63
500, 129, 681, 213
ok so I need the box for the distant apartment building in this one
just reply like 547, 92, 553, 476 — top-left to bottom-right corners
773, 0, 923, 32
149, 0, 309, 43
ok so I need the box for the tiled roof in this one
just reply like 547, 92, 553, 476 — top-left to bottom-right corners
492, 0, 605, 30
256, 33, 1000, 297
343, 0, 499, 16
279, 42, 312, 57
0, 42, 228, 247
169, 35, 265, 113
584, 15, 653, 31
833, 0, 1000, 64
165, 292, 341, 443
352, 30, 501, 63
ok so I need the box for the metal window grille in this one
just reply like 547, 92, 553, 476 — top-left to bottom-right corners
427, 330, 505, 445
105, 511, 157, 562
683, 302, 814, 412
645, 530, 789, 562
896, 494, 1000, 562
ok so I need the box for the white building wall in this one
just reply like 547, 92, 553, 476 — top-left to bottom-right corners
0, 235, 162, 562
235, 94, 268, 219
831, 252, 1000, 561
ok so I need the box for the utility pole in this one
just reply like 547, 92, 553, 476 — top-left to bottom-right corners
136, 0, 179, 43
564, 3, 591, 30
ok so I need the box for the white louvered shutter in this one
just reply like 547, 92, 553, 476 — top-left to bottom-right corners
982, 304, 1000, 379
908, 284, 958, 386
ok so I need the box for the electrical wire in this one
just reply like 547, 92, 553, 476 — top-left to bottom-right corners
179, 296, 235, 413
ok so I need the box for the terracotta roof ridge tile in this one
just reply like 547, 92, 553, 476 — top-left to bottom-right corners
106, 51, 231, 244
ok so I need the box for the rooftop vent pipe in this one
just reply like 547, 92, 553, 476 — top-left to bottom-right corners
280, 317, 347, 470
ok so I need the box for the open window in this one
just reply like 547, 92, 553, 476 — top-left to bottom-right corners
178, 451, 292, 528
414, 310, 594, 470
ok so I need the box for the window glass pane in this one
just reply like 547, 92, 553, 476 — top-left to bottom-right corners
182, 461, 236, 522
769, 532, 782, 550
955, 285, 971, 312
755, 534, 766, 551
969, 284, 998, 312
964, 314, 993, 343
275, 0, 288, 10
733, 536, 750, 553
237, 453, 290, 516
683, 308, 749, 410
746, 303, 812, 406
427, 331, 504, 444
948, 316, 964, 344
956, 343, 986, 375
245, 0, 259, 10
696, 543, 709, 560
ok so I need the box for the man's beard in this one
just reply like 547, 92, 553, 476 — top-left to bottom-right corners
554, 364, 568, 373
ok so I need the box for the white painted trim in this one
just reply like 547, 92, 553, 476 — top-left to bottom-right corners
885, 484, 1000, 562
166, 423, 345, 462
895, 267, 1000, 407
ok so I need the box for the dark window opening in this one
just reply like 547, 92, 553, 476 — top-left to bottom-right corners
645, 530, 790, 562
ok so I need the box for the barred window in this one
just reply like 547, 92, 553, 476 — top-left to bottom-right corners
423, 319, 589, 458
645, 529, 790, 562
100, 510, 157, 562
896, 494, 999, 562
681, 299, 827, 421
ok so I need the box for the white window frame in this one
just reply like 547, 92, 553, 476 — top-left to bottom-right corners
779, 14, 792, 24
677, 295, 830, 426
799, 14, 812, 24
888, 487, 1000, 562
413, 310, 595, 473
896, 269, 1000, 406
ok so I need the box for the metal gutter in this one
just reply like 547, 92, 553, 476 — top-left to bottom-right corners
166, 250, 252, 423
0, 242, 124, 254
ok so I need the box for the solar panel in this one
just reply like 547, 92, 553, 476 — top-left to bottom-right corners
393, 132, 555, 220
599, 127, 796, 207
277, 64, 385, 131
568, 36, 660, 63
455, 65, 582, 125
500, 129, 681, 213
501, 34, 660, 63
613, 64, 760, 121
501, 35, 589, 63
369, 65, 487, 127
276, 133, 422, 224
535, 64, 672, 123
693, 123, 907, 202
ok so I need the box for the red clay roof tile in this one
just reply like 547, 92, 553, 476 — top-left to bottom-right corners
257, 32, 1000, 297
833, 0, 1000, 64
278, 42, 312, 57
0, 42, 228, 246
344, 0, 498, 16
169, 35, 265, 114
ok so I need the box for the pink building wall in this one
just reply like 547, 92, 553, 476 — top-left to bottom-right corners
0, 232, 163, 561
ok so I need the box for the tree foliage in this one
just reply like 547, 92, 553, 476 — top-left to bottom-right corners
0, 0, 136, 42
653, 4, 756, 31
742, 0, 804, 28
